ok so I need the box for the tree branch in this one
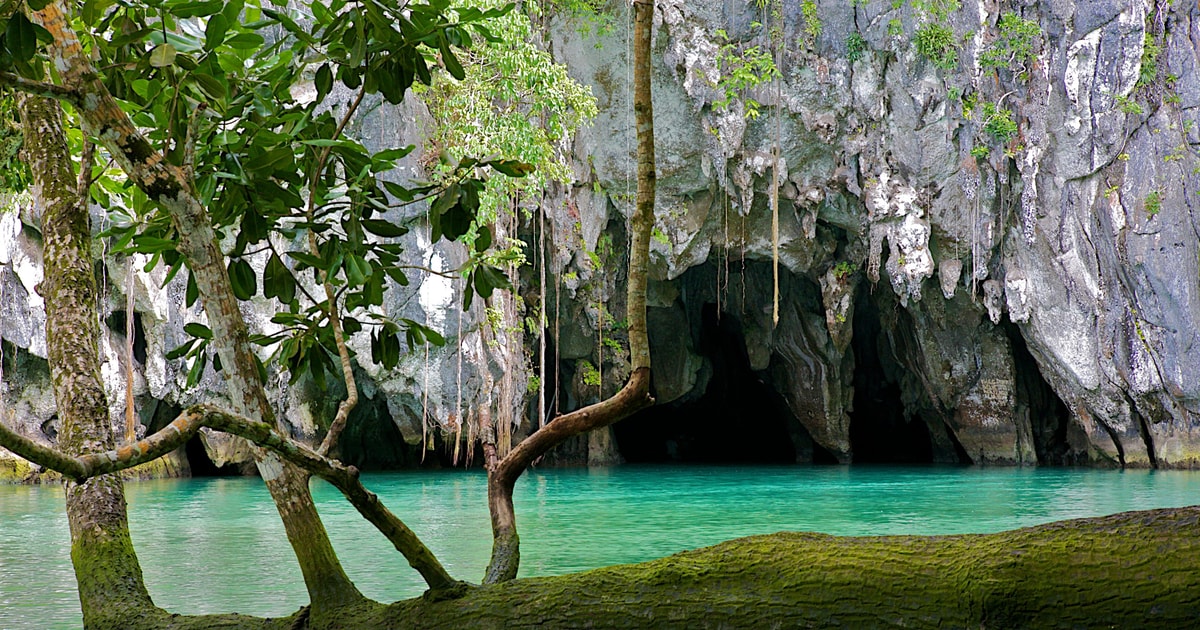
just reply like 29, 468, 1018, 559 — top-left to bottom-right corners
0, 405, 465, 595
0, 72, 81, 107
309, 86, 369, 457
482, 0, 658, 584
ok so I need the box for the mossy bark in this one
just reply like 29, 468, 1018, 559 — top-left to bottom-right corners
29, 0, 364, 616
379, 507, 1200, 629
17, 89, 159, 626
16, 89, 309, 630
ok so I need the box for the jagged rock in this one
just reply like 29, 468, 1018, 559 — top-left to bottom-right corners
4, 0, 1200, 473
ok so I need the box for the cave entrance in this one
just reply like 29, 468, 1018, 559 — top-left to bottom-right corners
615, 303, 817, 464
337, 394, 420, 469
184, 434, 245, 476
847, 287, 934, 464
1006, 322, 1078, 465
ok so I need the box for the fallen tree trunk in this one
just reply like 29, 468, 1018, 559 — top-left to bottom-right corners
381, 506, 1200, 629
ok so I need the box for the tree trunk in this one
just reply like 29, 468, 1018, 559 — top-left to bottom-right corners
483, 0, 658, 584
381, 507, 1200, 629
18, 89, 159, 630
29, 0, 364, 615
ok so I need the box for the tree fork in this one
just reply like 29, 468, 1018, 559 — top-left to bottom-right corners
28, 0, 364, 612
482, 0, 657, 584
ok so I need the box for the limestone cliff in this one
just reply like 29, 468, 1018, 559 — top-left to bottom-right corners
2, 0, 1198, 472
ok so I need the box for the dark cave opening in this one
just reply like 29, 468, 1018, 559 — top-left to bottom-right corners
184, 433, 245, 477
105, 310, 147, 365
848, 287, 934, 464
337, 394, 417, 470
1005, 322, 1077, 465
615, 303, 817, 464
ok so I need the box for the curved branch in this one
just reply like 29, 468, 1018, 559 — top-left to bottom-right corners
0, 406, 465, 596
309, 87, 368, 457
482, 0, 659, 585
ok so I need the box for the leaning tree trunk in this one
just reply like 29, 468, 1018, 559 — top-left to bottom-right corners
384, 507, 1200, 629
28, 0, 364, 616
16, 95, 295, 630
483, 0, 657, 584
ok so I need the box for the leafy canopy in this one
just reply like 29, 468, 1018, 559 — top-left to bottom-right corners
0, 0, 534, 390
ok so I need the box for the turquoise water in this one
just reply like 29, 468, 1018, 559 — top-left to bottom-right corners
3, 465, 1200, 628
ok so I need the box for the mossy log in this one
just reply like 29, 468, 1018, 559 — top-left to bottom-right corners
369, 506, 1200, 629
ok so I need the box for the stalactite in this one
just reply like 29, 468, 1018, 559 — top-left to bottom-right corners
0, 273, 5, 417
554, 220, 561, 417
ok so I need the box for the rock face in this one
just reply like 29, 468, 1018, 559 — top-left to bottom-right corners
544, 0, 1200, 468
2, 0, 1199, 473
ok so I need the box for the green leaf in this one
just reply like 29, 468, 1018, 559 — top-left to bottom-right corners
441, 202, 472, 241
438, 33, 465, 80
315, 63, 333, 101
165, 340, 196, 360
184, 322, 213, 339
226, 33, 265, 49
169, 0, 224, 18
380, 180, 412, 202
385, 266, 409, 286
81, 0, 111, 24
129, 236, 179, 254
361, 219, 408, 238
489, 159, 534, 177
264, 253, 296, 304
263, 8, 316, 44
381, 331, 400, 369
228, 258, 257, 300
461, 274, 475, 311
5, 13, 37, 62
149, 43, 177, 68
373, 146, 415, 162
186, 351, 207, 387
475, 265, 510, 299
475, 224, 492, 252
186, 272, 199, 307
27, 0, 52, 11
430, 182, 460, 218
221, 0, 245, 23
192, 72, 227, 100
205, 14, 229, 50
287, 251, 325, 269
344, 253, 367, 286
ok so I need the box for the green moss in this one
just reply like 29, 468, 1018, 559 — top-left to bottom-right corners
369, 507, 1200, 628
0, 457, 40, 482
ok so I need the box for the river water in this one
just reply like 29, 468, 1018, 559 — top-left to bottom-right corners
3, 464, 1200, 628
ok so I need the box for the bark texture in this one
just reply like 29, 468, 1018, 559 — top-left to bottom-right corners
27, 0, 364, 615
482, 0, 657, 584
15, 93, 298, 630
381, 507, 1200, 629
18, 89, 157, 629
